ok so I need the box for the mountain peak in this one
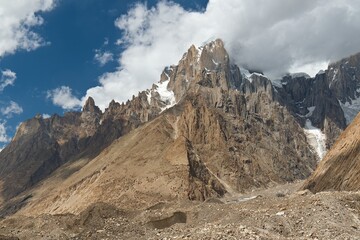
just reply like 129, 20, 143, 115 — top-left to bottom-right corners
83, 96, 101, 114
199, 39, 228, 70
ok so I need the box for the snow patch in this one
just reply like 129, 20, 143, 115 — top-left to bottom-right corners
305, 106, 315, 117
240, 68, 251, 78
247, 72, 264, 83
145, 89, 151, 104
239, 67, 252, 83
42, 114, 51, 119
339, 96, 360, 124
251, 72, 264, 77
270, 79, 283, 88
196, 46, 203, 63
155, 80, 176, 112
304, 119, 327, 160
329, 69, 339, 87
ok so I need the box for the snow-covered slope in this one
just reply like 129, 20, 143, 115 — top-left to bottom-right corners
155, 79, 176, 112
304, 119, 327, 160
339, 96, 360, 124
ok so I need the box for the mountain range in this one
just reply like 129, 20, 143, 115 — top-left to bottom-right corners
1, 39, 360, 239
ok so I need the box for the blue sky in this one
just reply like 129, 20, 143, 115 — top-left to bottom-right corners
0, 0, 208, 148
1, 0, 360, 149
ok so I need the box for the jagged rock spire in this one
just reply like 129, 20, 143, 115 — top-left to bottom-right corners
83, 96, 101, 114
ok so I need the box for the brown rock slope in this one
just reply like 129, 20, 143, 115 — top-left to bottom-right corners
0, 88, 164, 209
14, 104, 235, 215
303, 112, 360, 193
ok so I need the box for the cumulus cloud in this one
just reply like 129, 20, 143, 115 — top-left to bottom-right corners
0, 1, 56, 147
80, 0, 360, 110
0, 69, 16, 91
0, 121, 10, 143
47, 86, 82, 110
42, 113, 51, 119
1, 101, 23, 118
94, 50, 114, 66
0, 0, 56, 58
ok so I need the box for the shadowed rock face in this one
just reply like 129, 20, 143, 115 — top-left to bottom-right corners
326, 52, 360, 124
0, 39, 358, 214
327, 52, 360, 104
302, 112, 360, 193
275, 73, 346, 148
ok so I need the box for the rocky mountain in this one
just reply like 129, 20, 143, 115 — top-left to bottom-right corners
0, 82, 172, 205
274, 72, 346, 150
302, 111, 360, 193
327, 52, 360, 124
0, 39, 359, 219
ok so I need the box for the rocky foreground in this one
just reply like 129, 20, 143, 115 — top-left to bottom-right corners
1, 181, 360, 240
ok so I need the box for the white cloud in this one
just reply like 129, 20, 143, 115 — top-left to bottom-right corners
94, 50, 114, 66
289, 61, 330, 78
42, 113, 51, 119
0, 0, 56, 58
0, 121, 10, 143
1, 101, 23, 118
81, 0, 360, 110
0, 1, 56, 146
0, 69, 16, 91
47, 86, 82, 110
103, 38, 109, 45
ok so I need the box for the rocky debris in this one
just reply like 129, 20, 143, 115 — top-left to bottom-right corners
147, 211, 187, 229
302, 112, 360, 193
0, 235, 19, 240
1, 182, 360, 239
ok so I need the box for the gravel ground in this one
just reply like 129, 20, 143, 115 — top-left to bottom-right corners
1, 182, 360, 240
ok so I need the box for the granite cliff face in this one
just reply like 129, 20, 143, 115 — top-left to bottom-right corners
327, 52, 360, 124
0, 39, 359, 216
275, 73, 346, 149
168, 40, 318, 194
